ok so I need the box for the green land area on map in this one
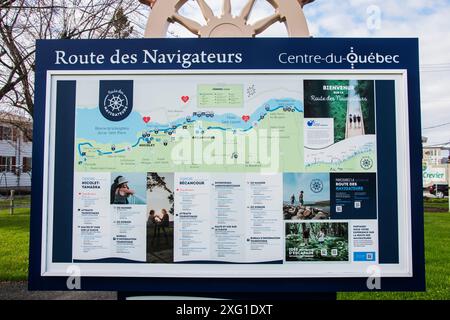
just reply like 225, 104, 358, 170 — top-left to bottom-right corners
75, 109, 304, 173
304, 150, 378, 173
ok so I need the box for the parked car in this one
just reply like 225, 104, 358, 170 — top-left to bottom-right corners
429, 184, 449, 198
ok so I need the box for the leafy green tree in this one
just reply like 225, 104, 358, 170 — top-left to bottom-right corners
355, 80, 375, 134
304, 80, 348, 143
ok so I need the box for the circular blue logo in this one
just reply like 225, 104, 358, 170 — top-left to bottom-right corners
360, 156, 374, 170
100, 89, 132, 121
310, 179, 324, 193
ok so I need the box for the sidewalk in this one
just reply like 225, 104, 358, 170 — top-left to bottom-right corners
0, 281, 116, 300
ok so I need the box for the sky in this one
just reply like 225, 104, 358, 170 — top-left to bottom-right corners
161, 0, 450, 147
146, 173, 174, 220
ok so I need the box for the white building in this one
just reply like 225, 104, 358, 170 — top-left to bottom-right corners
0, 114, 32, 193
421, 137, 449, 189
423, 146, 450, 166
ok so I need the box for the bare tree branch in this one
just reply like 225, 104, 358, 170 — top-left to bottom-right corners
0, 0, 144, 142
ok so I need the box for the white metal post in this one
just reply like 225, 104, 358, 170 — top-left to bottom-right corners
9, 189, 15, 215
448, 161, 450, 212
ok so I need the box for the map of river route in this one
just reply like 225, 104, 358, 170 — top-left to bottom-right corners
72, 74, 377, 173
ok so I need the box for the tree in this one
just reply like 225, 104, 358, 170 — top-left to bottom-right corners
147, 173, 174, 215
0, 0, 143, 141
111, 6, 134, 39
355, 80, 375, 134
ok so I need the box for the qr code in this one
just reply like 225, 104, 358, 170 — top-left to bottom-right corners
336, 205, 343, 213
331, 249, 338, 256
321, 249, 328, 256
354, 201, 361, 209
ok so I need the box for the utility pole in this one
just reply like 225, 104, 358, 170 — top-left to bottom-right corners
448, 158, 450, 212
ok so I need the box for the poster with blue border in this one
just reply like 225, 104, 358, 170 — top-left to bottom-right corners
29, 38, 424, 293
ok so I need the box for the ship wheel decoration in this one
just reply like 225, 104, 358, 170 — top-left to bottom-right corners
139, 0, 315, 38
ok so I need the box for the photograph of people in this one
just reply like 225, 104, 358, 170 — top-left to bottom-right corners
146, 173, 174, 263
110, 173, 146, 205
148, 208, 170, 230
111, 176, 134, 204
299, 190, 304, 206
304, 79, 376, 144
303, 226, 310, 245
285, 222, 349, 262
318, 228, 325, 244
283, 173, 331, 220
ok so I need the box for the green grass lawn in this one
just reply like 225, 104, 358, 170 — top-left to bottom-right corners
0, 195, 31, 209
0, 207, 449, 299
423, 197, 449, 211
0, 208, 30, 281
339, 212, 450, 300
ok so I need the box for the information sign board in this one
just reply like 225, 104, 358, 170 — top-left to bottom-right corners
29, 38, 425, 292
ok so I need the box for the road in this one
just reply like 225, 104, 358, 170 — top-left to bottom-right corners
0, 281, 116, 300
345, 80, 365, 139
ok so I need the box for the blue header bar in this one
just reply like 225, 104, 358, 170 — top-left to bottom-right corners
36, 38, 418, 71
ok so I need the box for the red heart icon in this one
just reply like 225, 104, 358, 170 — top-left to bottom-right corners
181, 96, 190, 103
143, 116, 151, 123
242, 115, 250, 122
